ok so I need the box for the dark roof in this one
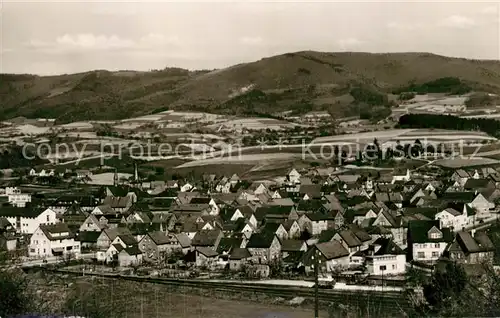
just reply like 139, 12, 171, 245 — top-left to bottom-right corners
122, 245, 142, 256
229, 247, 251, 260
254, 206, 293, 221
247, 232, 277, 249
281, 239, 305, 252
456, 231, 495, 253
40, 223, 74, 241
189, 197, 212, 204
118, 234, 137, 246
217, 237, 243, 254
196, 246, 219, 257
318, 229, 337, 243
408, 220, 453, 243
299, 184, 322, 198
371, 237, 405, 255
103, 196, 132, 209
463, 178, 492, 190
315, 241, 349, 260
337, 230, 362, 247
440, 192, 476, 203
77, 231, 101, 243
191, 229, 221, 247
0, 206, 45, 218
147, 231, 171, 245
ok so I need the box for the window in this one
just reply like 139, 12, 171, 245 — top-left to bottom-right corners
434, 243, 440, 248
417, 252, 425, 259
392, 264, 396, 270
429, 231, 442, 239
432, 252, 439, 258
47, 215, 50, 222
379, 265, 387, 271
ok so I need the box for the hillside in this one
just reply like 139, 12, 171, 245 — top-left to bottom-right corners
2, 51, 500, 123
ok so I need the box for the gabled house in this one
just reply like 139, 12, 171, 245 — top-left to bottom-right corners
302, 241, 349, 274
407, 220, 453, 263
447, 230, 495, 264
435, 207, 468, 232
189, 197, 220, 215
246, 232, 281, 264
365, 237, 406, 275
0, 207, 58, 234
254, 206, 298, 224
190, 229, 223, 251
79, 214, 105, 232
29, 223, 80, 258
261, 223, 288, 241
282, 219, 301, 239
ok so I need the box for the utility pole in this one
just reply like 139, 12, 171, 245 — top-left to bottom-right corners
314, 248, 319, 318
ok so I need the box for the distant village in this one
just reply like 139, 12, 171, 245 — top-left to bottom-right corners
1, 160, 499, 283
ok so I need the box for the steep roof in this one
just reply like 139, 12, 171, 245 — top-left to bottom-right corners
281, 239, 306, 252
315, 240, 349, 260
408, 220, 453, 243
246, 232, 277, 249
147, 231, 171, 245
371, 237, 405, 255
191, 229, 221, 247
229, 247, 251, 260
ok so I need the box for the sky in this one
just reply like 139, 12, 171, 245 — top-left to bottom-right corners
1, 1, 499, 75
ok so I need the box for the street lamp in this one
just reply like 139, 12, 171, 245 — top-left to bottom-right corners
312, 249, 321, 318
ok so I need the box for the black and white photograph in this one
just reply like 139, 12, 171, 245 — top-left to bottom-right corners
1, 1, 500, 317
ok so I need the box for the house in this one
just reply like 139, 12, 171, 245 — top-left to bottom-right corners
407, 220, 453, 263
255, 206, 298, 224
302, 241, 349, 274
189, 197, 220, 215
180, 182, 194, 192
392, 169, 411, 184
195, 247, 219, 268
76, 170, 93, 180
103, 196, 133, 213
447, 231, 495, 264
4, 187, 31, 207
76, 231, 101, 250
139, 232, 191, 263
299, 184, 322, 200
0, 207, 58, 234
261, 223, 288, 240
287, 168, 301, 184
298, 213, 330, 236
228, 248, 252, 271
333, 229, 370, 253
191, 229, 223, 251
96, 227, 132, 249
118, 246, 143, 266
365, 238, 406, 276
246, 233, 281, 264
282, 220, 301, 239
29, 223, 81, 258
451, 169, 470, 187
435, 207, 468, 232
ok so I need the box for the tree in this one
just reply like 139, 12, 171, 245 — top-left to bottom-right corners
300, 228, 312, 241
0, 269, 38, 316
423, 261, 467, 313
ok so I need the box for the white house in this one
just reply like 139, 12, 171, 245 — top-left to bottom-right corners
1, 207, 58, 234
391, 169, 411, 184
470, 193, 494, 216
287, 168, 301, 184
435, 207, 468, 232
7, 190, 31, 208
29, 223, 80, 258
408, 220, 453, 263
180, 182, 194, 192
365, 238, 406, 276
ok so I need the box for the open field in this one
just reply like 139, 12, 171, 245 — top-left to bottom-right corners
206, 118, 300, 131
433, 157, 500, 168
313, 129, 496, 145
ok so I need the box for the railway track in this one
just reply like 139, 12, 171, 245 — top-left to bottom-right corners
47, 269, 413, 314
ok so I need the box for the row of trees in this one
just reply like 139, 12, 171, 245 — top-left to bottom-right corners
398, 113, 500, 138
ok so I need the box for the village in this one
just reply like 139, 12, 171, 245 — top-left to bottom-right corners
1, 150, 500, 288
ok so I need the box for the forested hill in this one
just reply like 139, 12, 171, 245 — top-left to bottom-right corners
2, 51, 500, 123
